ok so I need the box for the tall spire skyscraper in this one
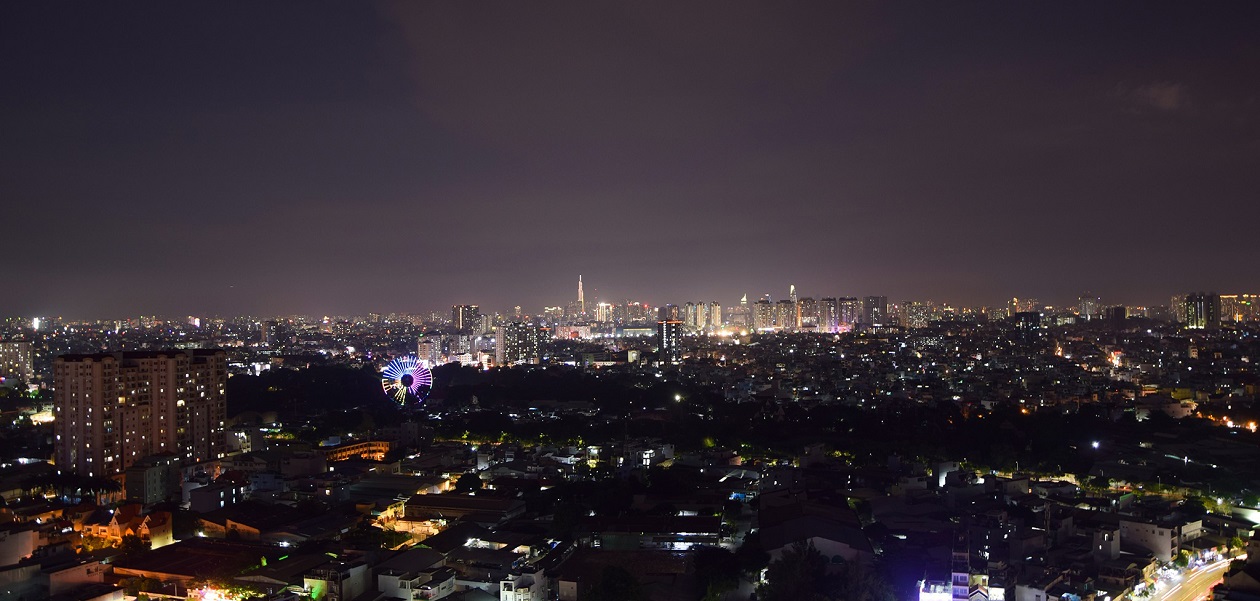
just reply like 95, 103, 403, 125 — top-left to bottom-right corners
578, 275, 585, 314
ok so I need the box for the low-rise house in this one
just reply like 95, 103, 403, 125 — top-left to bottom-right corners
375, 547, 455, 600
80, 504, 173, 549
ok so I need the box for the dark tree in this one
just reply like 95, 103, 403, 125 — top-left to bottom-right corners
454, 473, 483, 493
588, 565, 644, 601
758, 541, 837, 601
694, 546, 740, 600
119, 535, 151, 558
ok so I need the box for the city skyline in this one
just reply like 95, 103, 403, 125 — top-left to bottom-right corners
4, 283, 1252, 323
3, 4, 1259, 316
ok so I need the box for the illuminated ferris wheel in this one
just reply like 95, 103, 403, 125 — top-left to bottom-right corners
381, 356, 433, 404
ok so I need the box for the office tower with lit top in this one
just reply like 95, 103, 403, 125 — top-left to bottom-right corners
53, 349, 227, 478
594, 302, 612, 323
1218, 294, 1259, 323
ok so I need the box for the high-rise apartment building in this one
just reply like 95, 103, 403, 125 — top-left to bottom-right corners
753, 299, 774, 331
657, 320, 683, 364
684, 302, 702, 331
837, 297, 860, 326
774, 300, 796, 331
1170, 295, 1187, 323
861, 296, 888, 325
797, 298, 818, 331
818, 298, 839, 333
452, 305, 481, 333
260, 320, 280, 346
1184, 293, 1221, 330
658, 304, 680, 322
706, 301, 723, 329
1219, 294, 1260, 323
727, 295, 751, 328
53, 349, 227, 478
0, 341, 34, 382
496, 322, 547, 365
1079, 293, 1102, 320
417, 334, 442, 367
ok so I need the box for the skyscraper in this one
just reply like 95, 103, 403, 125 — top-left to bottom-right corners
657, 319, 683, 364
797, 297, 818, 331
54, 349, 227, 478
818, 298, 840, 333
707, 301, 723, 330
684, 302, 702, 331
594, 302, 613, 323
1078, 292, 1102, 320
753, 299, 774, 331
452, 305, 481, 333
577, 275, 585, 315
861, 296, 888, 325
1169, 295, 1187, 323
774, 300, 796, 331
837, 297, 860, 327
728, 295, 751, 328
658, 304, 680, 321
1184, 293, 1221, 330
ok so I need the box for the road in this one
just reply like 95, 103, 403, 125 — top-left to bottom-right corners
1153, 559, 1231, 601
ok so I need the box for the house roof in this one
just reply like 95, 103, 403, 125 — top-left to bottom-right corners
760, 513, 873, 555
376, 548, 445, 576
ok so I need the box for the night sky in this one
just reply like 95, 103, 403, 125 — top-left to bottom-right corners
3, 3, 1258, 317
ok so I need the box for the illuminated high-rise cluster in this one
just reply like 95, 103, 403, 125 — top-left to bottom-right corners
681, 301, 724, 332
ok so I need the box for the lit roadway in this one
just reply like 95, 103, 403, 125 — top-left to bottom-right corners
1153, 559, 1231, 601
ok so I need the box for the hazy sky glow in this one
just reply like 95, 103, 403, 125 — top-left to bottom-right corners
3, 3, 1259, 317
